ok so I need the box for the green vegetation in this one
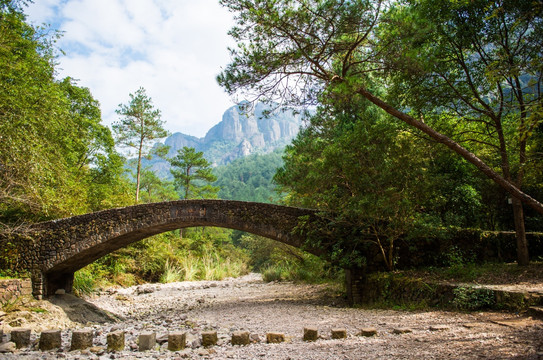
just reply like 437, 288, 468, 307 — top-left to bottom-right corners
218, 0, 543, 267
169, 147, 218, 200
113, 87, 169, 203
0, 1, 133, 226
362, 262, 543, 311
237, 233, 341, 283
2, 0, 542, 305
214, 150, 284, 203
73, 229, 251, 294
401, 261, 543, 285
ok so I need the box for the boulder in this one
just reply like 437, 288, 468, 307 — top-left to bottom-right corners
331, 328, 347, 339
266, 332, 285, 344
201, 331, 218, 347
139, 332, 156, 351
358, 328, 378, 337
10, 328, 31, 349
70, 329, 94, 351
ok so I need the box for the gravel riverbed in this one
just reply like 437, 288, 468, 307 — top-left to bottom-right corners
1, 273, 542, 359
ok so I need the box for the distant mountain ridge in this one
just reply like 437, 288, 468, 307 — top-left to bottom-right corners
145, 102, 302, 178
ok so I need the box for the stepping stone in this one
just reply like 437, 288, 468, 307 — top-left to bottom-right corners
10, 328, 31, 349
303, 327, 318, 342
167, 332, 186, 351
71, 329, 94, 351
331, 328, 347, 339
201, 331, 218, 347
231, 331, 250, 346
39, 330, 62, 351
392, 328, 412, 334
429, 325, 449, 331
107, 330, 125, 352
358, 328, 378, 337
139, 332, 156, 351
266, 332, 285, 343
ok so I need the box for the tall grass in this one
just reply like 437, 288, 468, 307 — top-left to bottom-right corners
72, 229, 253, 292
160, 251, 249, 283
261, 256, 341, 284
160, 259, 184, 283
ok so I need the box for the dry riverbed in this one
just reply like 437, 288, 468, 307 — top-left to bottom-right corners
1, 273, 542, 359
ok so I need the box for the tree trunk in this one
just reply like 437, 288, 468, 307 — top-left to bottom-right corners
135, 155, 141, 204
512, 197, 529, 265
135, 138, 143, 204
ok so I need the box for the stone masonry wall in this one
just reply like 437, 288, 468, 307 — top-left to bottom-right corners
0, 279, 32, 305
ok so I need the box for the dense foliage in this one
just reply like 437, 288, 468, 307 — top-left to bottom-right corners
219, 0, 543, 265
213, 149, 284, 203
169, 147, 218, 200
0, 1, 132, 226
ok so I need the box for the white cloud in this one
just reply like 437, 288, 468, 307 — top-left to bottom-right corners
25, 0, 236, 138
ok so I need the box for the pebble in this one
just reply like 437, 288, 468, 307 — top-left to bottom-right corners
429, 325, 449, 331
0, 342, 16, 353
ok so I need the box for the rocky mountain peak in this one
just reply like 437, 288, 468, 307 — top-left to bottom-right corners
144, 102, 303, 178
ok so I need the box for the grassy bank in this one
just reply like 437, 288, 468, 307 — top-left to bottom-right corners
359, 262, 543, 311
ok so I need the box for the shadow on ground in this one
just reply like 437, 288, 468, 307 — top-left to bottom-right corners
48, 294, 122, 324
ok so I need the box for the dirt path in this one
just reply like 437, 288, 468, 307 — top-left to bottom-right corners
1, 273, 542, 359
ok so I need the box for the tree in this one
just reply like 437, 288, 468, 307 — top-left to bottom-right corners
139, 169, 177, 203
218, 0, 542, 264
169, 147, 218, 238
378, 0, 542, 265
0, 2, 132, 223
169, 147, 219, 200
113, 87, 169, 203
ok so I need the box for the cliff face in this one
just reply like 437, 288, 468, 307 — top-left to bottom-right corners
165, 102, 301, 164
204, 102, 299, 148
145, 102, 302, 178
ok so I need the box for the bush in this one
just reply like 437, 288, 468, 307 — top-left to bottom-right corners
452, 286, 496, 310
73, 263, 109, 296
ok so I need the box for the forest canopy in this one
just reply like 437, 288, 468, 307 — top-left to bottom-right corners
219, 0, 543, 265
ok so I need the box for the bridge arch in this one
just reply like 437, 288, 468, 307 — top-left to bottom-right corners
25, 200, 323, 298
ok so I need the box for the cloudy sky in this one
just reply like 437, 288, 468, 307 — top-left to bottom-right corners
25, 0, 237, 138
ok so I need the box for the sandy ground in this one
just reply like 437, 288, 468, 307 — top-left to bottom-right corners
1, 273, 542, 359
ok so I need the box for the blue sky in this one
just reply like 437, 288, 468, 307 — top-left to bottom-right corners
25, 0, 237, 138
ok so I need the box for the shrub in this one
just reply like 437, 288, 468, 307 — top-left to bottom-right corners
452, 286, 495, 310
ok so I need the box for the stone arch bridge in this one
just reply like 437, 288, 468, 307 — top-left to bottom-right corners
1, 200, 366, 303
3, 201, 314, 296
